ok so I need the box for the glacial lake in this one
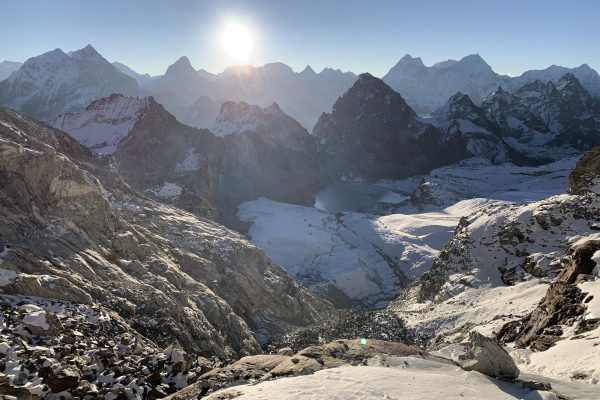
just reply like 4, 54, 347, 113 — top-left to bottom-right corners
314, 181, 409, 213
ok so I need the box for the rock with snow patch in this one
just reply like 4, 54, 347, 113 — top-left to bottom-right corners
458, 331, 519, 380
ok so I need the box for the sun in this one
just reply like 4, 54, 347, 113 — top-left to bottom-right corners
222, 23, 253, 61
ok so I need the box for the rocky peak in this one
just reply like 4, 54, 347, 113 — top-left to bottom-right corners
556, 72, 591, 102
264, 102, 285, 116
300, 65, 317, 76
68, 44, 106, 63
314, 74, 467, 179
165, 56, 198, 79
395, 54, 425, 67
211, 100, 307, 145
331, 72, 416, 119
447, 92, 478, 111
459, 53, 490, 68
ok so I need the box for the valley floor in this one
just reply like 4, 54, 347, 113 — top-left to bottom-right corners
238, 157, 577, 307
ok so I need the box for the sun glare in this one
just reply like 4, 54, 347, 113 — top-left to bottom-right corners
222, 23, 253, 61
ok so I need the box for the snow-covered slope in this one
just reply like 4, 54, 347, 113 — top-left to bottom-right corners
384, 151, 600, 384
51, 94, 150, 154
0, 45, 140, 121
212, 101, 310, 150
207, 357, 565, 400
407, 157, 577, 209
0, 60, 22, 81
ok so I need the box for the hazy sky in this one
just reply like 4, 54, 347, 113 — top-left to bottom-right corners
1, 0, 599, 77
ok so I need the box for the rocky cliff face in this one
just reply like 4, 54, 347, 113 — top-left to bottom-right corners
0, 106, 330, 361
313, 73, 468, 180
568, 146, 600, 195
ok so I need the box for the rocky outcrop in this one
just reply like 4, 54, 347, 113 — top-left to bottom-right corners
497, 240, 600, 350
0, 296, 215, 399
569, 146, 600, 194
425, 74, 600, 165
458, 331, 519, 380
166, 339, 427, 399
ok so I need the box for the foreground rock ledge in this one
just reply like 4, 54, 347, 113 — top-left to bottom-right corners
165, 339, 434, 399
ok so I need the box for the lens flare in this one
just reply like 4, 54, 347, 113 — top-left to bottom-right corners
222, 23, 253, 61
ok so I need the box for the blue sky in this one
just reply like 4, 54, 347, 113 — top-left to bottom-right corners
1, 0, 599, 76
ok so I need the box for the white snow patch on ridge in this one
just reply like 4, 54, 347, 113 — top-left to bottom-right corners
148, 183, 182, 200
52, 94, 150, 154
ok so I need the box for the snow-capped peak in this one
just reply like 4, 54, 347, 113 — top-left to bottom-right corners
211, 99, 309, 151
211, 101, 270, 137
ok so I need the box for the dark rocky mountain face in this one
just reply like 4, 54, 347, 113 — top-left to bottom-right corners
111, 98, 221, 218
314, 73, 469, 180
211, 101, 333, 225
482, 74, 600, 149
0, 106, 330, 360
0, 45, 140, 122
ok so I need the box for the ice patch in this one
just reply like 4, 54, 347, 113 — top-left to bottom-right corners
148, 183, 182, 200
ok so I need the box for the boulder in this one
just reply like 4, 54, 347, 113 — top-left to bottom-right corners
45, 365, 82, 393
276, 347, 294, 356
22, 310, 64, 336
459, 331, 519, 380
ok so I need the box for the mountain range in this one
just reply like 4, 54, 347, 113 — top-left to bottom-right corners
383, 53, 600, 115
2, 43, 600, 398
3, 45, 598, 132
